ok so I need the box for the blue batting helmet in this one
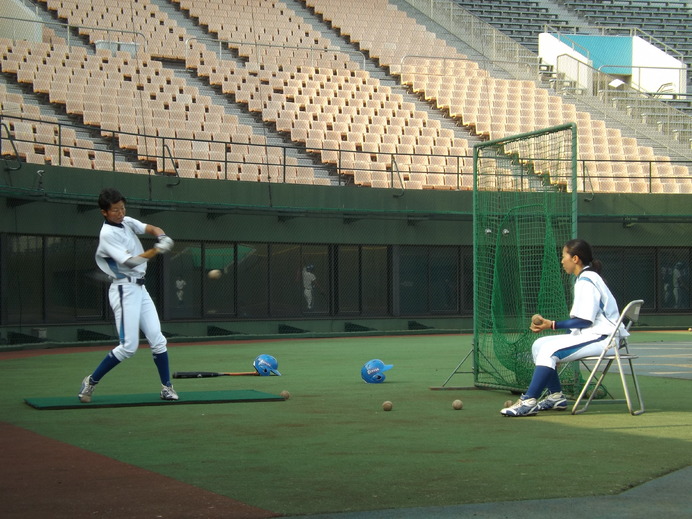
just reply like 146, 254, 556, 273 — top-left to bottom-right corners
361, 359, 393, 383
253, 354, 281, 376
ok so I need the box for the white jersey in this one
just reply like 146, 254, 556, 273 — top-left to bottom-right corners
570, 268, 628, 338
302, 269, 316, 290
95, 216, 147, 280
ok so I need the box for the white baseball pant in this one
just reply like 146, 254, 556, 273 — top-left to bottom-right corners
532, 332, 615, 369
109, 282, 167, 361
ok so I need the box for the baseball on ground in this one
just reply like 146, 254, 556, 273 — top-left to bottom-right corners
504, 399, 514, 408
452, 399, 463, 410
280, 390, 291, 400
382, 400, 393, 411
207, 269, 222, 280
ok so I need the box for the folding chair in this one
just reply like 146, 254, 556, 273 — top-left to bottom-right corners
572, 299, 645, 415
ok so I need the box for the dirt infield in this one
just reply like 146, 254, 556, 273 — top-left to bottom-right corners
0, 422, 278, 519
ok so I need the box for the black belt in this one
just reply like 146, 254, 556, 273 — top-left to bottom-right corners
113, 276, 145, 285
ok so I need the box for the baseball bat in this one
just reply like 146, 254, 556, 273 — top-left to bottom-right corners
173, 371, 259, 378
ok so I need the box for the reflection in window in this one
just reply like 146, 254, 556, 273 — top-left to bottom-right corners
238, 243, 268, 318
5, 235, 44, 324
166, 240, 203, 319
269, 243, 302, 317
204, 243, 236, 317
659, 249, 690, 310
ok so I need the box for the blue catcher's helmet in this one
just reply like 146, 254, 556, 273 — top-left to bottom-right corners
253, 354, 281, 376
361, 359, 393, 383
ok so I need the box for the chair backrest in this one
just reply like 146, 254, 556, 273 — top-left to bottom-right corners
615, 299, 644, 350
621, 299, 644, 332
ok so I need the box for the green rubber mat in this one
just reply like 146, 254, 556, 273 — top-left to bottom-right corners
25, 390, 284, 410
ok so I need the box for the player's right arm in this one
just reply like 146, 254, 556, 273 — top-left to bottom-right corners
123, 247, 159, 267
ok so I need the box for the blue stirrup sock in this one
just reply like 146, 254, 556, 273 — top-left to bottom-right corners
153, 351, 171, 387
525, 366, 559, 399
546, 367, 562, 394
91, 351, 121, 383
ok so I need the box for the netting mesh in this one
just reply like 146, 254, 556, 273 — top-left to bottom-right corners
472, 124, 582, 394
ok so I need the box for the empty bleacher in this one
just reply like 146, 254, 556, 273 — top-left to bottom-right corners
452, 0, 574, 53
0, 0, 690, 193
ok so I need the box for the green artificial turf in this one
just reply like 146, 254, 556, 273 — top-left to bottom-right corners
1, 333, 691, 516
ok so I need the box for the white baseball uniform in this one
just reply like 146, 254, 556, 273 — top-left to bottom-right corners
95, 216, 167, 361
302, 267, 317, 309
532, 267, 628, 369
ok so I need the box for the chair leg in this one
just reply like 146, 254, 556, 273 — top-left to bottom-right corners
572, 356, 612, 415
618, 357, 645, 415
573, 356, 645, 415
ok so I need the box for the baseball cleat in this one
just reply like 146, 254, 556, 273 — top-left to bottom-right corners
160, 384, 179, 401
536, 392, 568, 411
500, 396, 539, 417
78, 375, 96, 403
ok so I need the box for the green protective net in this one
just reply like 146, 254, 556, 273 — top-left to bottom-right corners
472, 124, 586, 395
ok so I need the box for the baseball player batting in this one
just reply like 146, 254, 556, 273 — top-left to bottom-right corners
78, 188, 178, 403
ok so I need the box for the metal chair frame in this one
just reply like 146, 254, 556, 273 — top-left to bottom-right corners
571, 299, 645, 415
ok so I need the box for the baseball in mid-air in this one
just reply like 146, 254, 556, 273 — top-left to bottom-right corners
208, 269, 222, 280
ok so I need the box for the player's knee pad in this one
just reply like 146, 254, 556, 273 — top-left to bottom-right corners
534, 354, 558, 370
151, 343, 167, 355
112, 346, 136, 361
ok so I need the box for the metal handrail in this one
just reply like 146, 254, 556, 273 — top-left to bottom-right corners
1, 110, 690, 193
553, 52, 692, 160
543, 24, 592, 60
0, 121, 22, 171
185, 37, 366, 69
594, 25, 686, 63
0, 15, 146, 50
403, 0, 541, 80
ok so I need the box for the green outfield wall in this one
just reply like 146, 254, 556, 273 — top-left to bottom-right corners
0, 163, 690, 346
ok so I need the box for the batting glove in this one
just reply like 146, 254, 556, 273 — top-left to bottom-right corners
155, 235, 174, 254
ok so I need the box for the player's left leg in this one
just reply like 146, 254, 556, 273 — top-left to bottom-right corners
139, 288, 177, 400
112, 283, 145, 360
304, 288, 313, 309
78, 283, 140, 402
